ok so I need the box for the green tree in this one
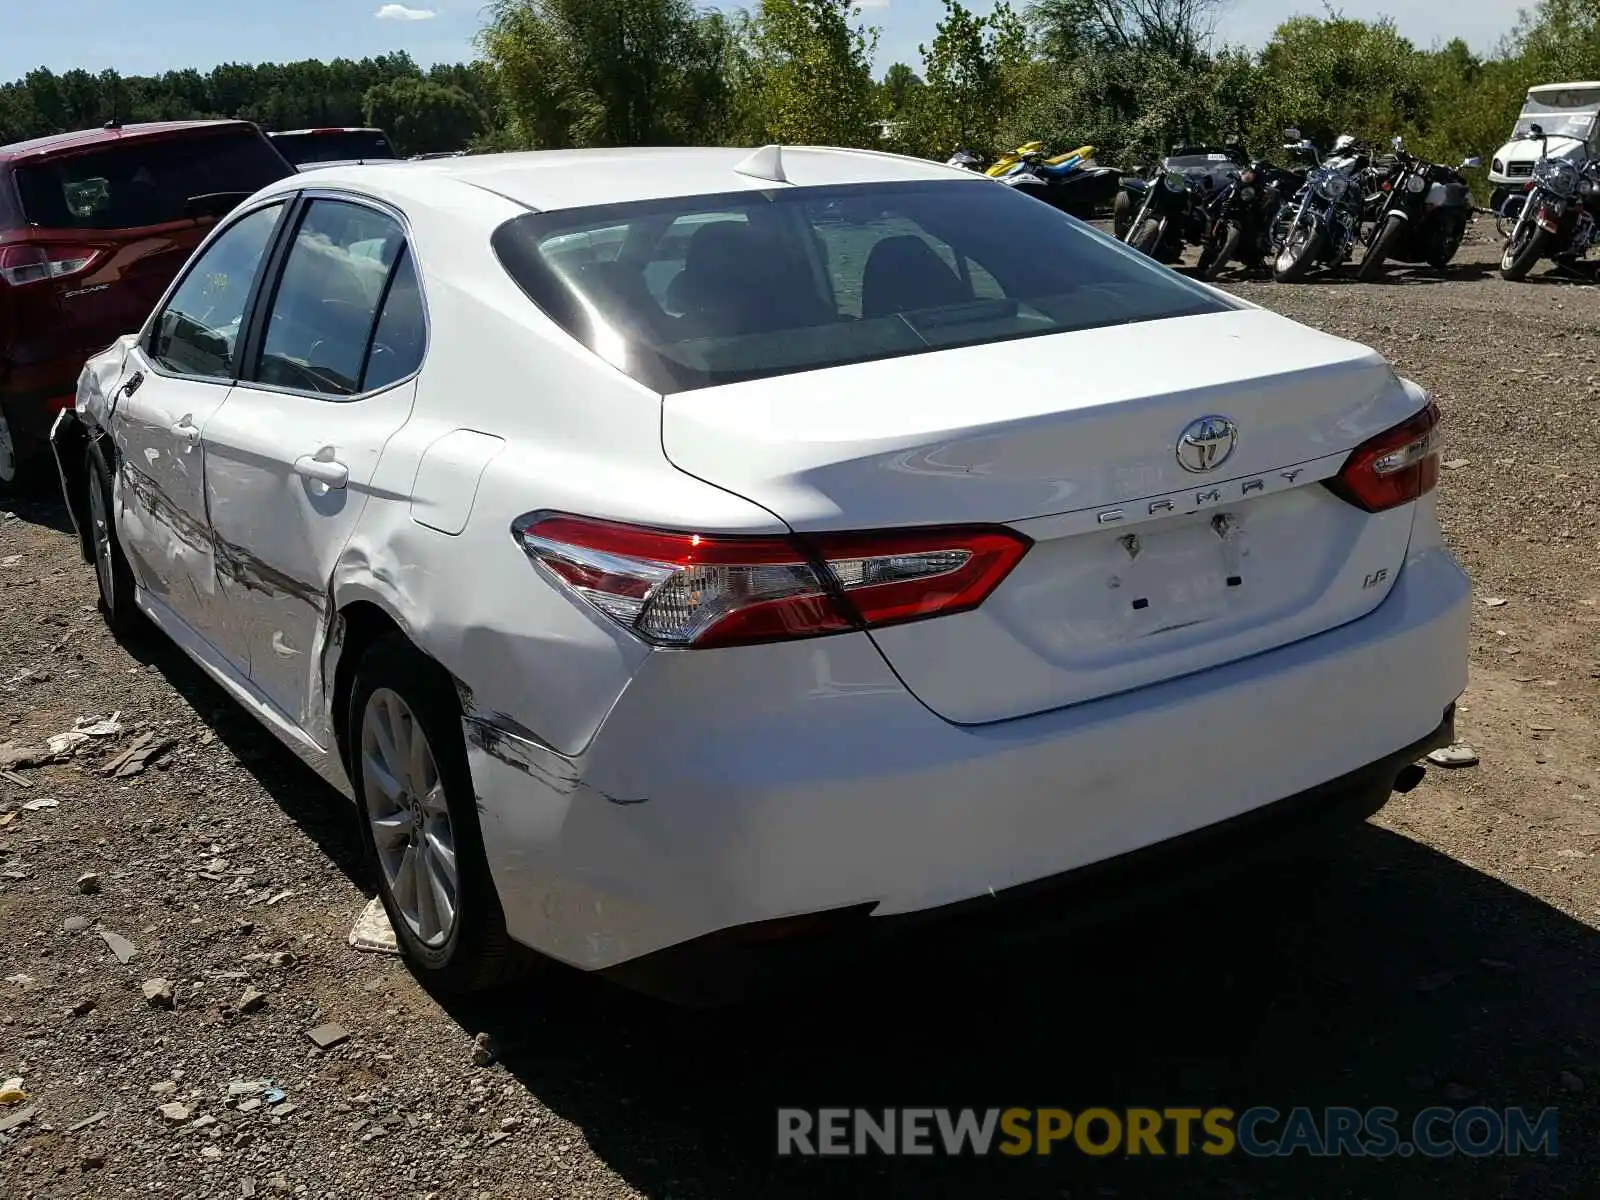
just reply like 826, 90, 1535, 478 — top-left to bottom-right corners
740, 0, 880, 147
364, 78, 486, 155
1253, 15, 1427, 150
478, 0, 735, 148
879, 61, 924, 117
1029, 0, 1224, 67
908, 1, 1031, 156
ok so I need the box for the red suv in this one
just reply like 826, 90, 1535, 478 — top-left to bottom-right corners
0, 120, 293, 490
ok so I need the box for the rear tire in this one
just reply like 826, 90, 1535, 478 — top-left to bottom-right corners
349, 634, 529, 996
1358, 215, 1405, 282
1500, 222, 1550, 281
1274, 220, 1325, 282
84, 441, 141, 640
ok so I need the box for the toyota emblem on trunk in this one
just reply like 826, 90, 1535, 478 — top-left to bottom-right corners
1176, 416, 1238, 474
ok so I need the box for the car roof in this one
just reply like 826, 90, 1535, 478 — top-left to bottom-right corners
263, 145, 984, 215
1528, 82, 1600, 94
0, 120, 256, 164
270, 127, 387, 137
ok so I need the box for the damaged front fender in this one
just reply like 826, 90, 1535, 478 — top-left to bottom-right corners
49, 409, 92, 562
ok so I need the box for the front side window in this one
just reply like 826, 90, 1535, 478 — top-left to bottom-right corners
492, 179, 1236, 394
252, 199, 409, 397
149, 202, 285, 379
14, 129, 292, 231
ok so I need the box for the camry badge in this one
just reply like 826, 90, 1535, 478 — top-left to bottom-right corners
1176, 416, 1238, 474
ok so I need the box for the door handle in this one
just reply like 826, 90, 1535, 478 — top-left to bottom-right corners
293, 454, 349, 490
169, 416, 200, 445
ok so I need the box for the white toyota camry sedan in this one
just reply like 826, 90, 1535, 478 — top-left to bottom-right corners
51, 144, 1469, 999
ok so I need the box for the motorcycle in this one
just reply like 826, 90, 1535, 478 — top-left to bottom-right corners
1500, 122, 1600, 281
1358, 137, 1480, 280
1272, 130, 1375, 282
946, 148, 988, 172
1115, 145, 1248, 245
1194, 157, 1303, 281
997, 146, 1124, 218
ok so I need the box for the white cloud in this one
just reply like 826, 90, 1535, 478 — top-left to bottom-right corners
375, 3, 437, 20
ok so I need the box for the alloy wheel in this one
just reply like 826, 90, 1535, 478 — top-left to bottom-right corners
361, 687, 459, 947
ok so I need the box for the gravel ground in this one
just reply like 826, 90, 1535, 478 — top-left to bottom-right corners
3, 221, 1600, 1199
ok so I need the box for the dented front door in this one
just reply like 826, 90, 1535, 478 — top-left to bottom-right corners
111, 343, 237, 656
112, 199, 289, 668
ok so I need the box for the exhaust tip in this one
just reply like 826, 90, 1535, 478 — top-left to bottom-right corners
1393, 764, 1427, 794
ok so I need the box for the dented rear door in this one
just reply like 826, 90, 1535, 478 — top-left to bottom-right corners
201, 201, 424, 736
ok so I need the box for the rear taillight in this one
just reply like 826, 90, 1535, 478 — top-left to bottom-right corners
0, 243, 100, 286
1325, 401, 1442, 513
515, 514, 1030, 649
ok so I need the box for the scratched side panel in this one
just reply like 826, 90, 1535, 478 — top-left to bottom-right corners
322, 184, 793, 761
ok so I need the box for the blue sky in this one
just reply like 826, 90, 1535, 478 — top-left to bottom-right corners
0, 0, 1520, 85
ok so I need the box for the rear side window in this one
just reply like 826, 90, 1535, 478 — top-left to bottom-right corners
250, 199, 418, 397
492, 179, 1236, 394
360, 248, 426, 392
13, 128, 292, 231
0, 169, 23, 232
150, 202, 285, 379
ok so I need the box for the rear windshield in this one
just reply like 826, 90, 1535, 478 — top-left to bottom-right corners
492, 179, 1236, 393
270, 131, 397, 165
13, 128, 292, 231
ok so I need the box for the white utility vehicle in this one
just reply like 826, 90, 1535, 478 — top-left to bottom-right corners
1490, 82, 1600, 214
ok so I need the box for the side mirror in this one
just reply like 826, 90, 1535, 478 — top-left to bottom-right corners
1530, 123, 1544, 138
1461, 157, 1482, 169
1284, 127, 1301, 140
1391, 135, 1405, 152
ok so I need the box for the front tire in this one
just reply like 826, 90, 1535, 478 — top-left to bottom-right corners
1133, 218, 1161, 257
1274, 219, 1325, 282
1198, 224, 1242, 282
1427, 215, 1467, 270
84, 441, 141, 639
350, 634, 525, 995
1358, 215, 1405, 281
1113, 190, 1134, 240
1500, 221, 1550, 281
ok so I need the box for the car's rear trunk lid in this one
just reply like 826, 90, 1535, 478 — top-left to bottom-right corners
661, 307, 1427, 724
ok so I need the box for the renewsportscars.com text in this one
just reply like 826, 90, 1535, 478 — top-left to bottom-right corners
776, 1106, 1559, 1159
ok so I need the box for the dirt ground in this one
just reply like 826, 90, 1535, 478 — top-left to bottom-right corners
2, 221, 1599, 1199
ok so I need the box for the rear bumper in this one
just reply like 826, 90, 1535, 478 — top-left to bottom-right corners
607, 705, 1452, 1003
466, 540, 1470, 976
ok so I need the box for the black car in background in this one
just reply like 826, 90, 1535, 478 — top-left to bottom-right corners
268, 127, 398, 170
